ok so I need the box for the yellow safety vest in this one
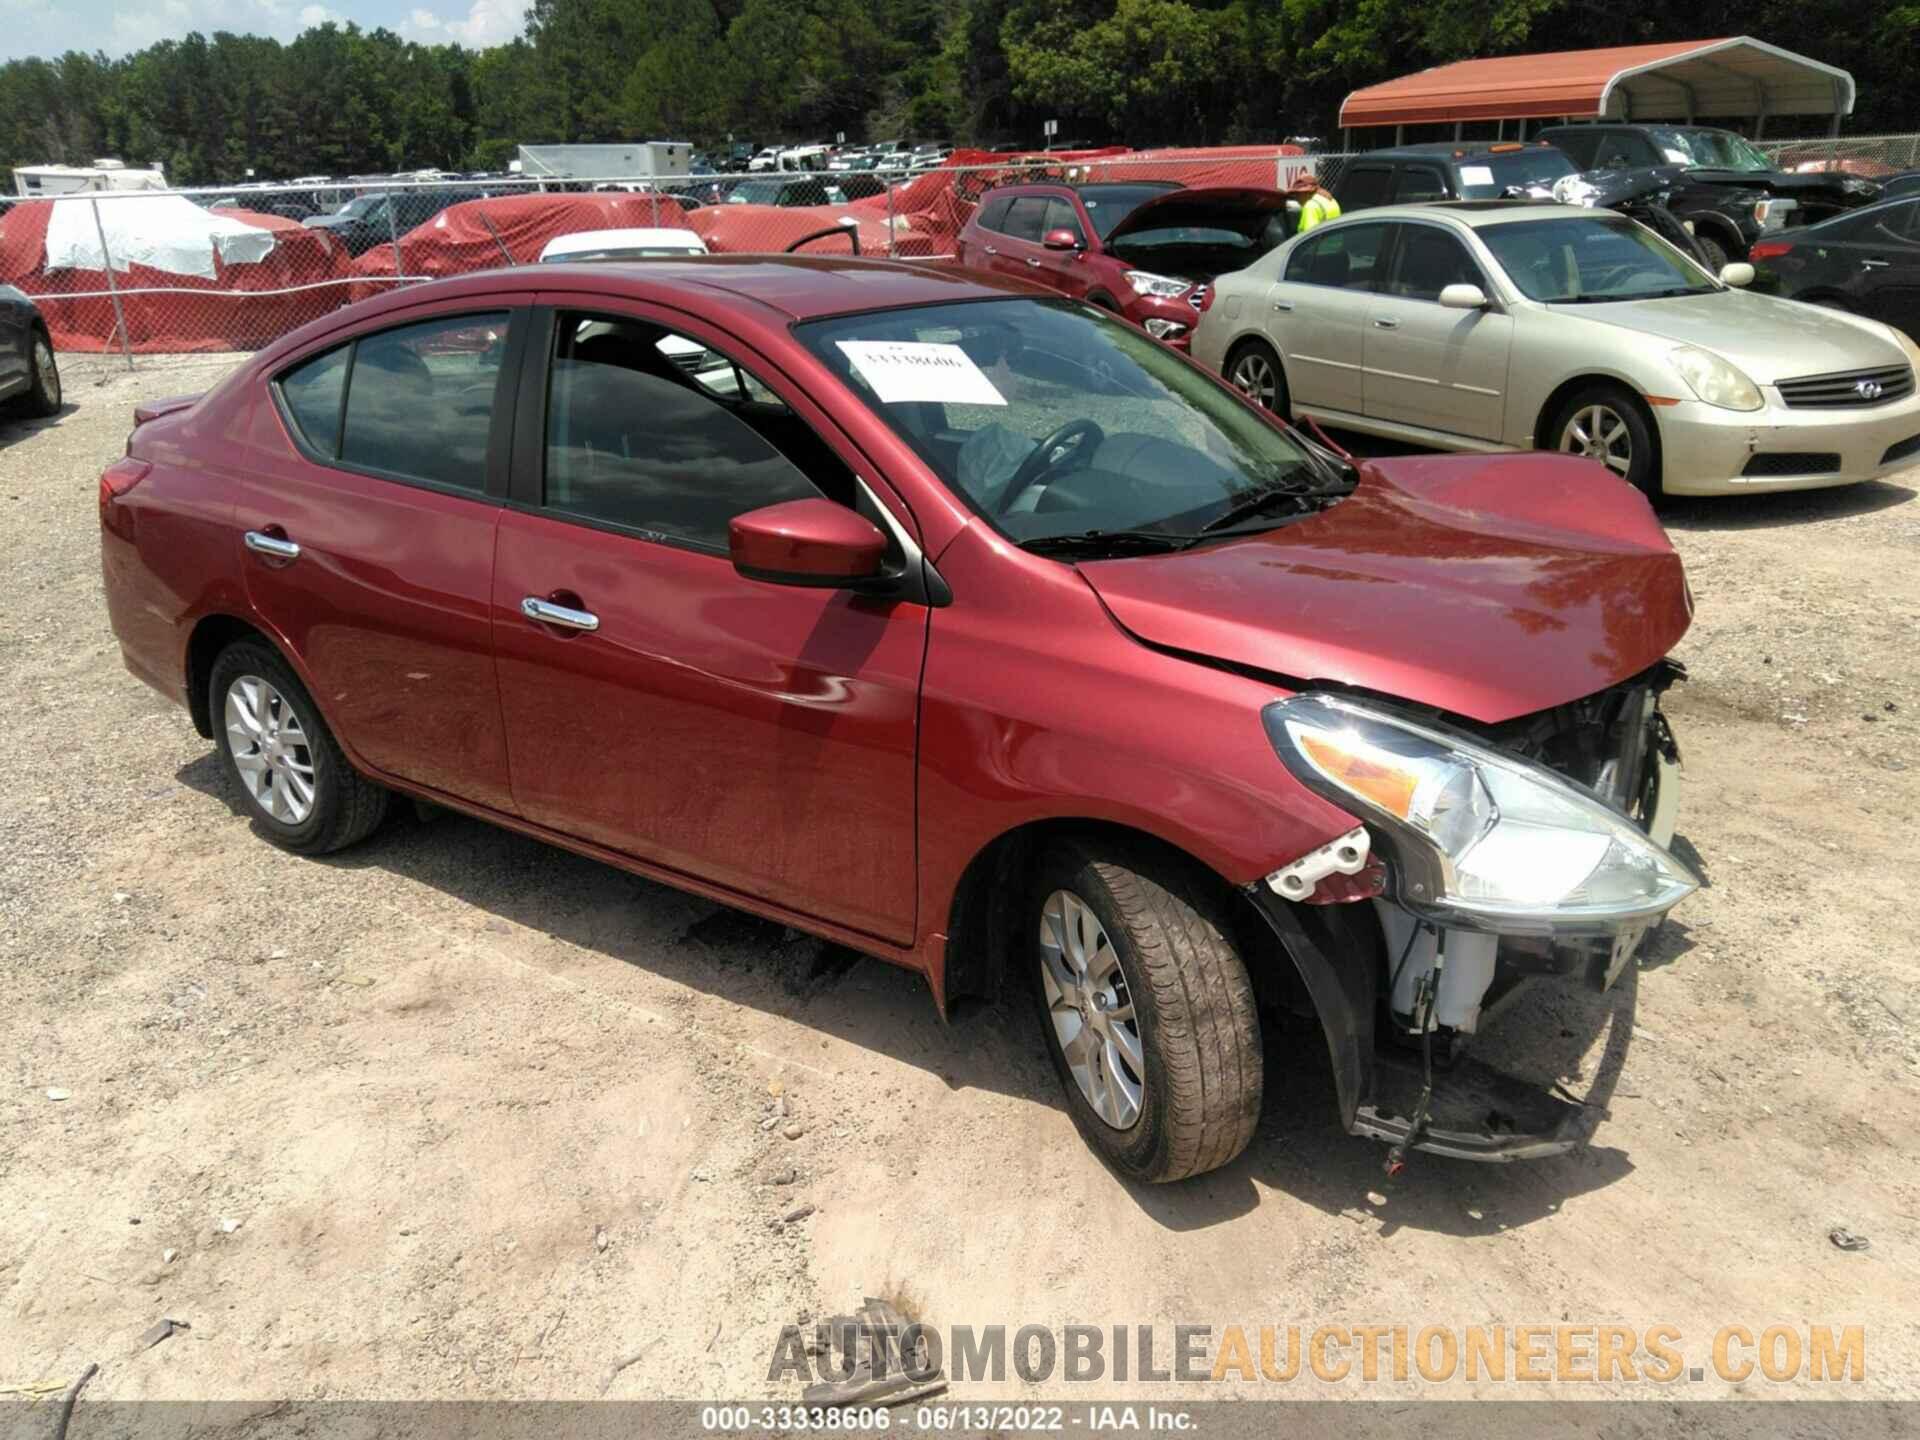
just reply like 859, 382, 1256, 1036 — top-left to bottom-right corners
1298, 192, 1341, 233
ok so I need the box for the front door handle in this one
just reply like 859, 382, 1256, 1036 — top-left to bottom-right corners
521, 596, 599, 632
1372, 317, 1400, 329
244, 530, 301, 561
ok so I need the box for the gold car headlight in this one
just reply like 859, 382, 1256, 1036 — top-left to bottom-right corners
1670, 346, 1763, 412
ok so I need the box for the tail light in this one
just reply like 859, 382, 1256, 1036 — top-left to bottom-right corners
1748, 239, 1794, 263
99, 458, 151, 539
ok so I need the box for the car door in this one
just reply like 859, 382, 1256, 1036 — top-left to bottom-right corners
1362, 221, 1513, 441
234, 300, 527, 813
1840, 200, 1920, 335
993, 196, 1055, 286
489, 302, 926, 943
1267, 220, 1391, 416
1028, 195, 1092, 298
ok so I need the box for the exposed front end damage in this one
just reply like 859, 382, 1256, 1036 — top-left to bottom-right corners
1248, 663, 1691, 1168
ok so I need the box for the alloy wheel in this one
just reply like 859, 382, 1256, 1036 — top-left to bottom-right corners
34, 338, 59, 408
225, 675, 317, 824
1559, 403, 1633, 478
1039, 889, 1145, 1130
1229, 350, 1277, 409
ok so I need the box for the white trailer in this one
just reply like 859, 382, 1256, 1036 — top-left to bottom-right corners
514, 142, 693, 184
13, 158, 168, 197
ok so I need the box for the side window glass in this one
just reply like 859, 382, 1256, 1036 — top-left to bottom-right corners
1286, 224, 1388, 289
340, 312, 508, 492
1338, 165, 1392, 210
543, 314, 838, 550
1385, 227, 1483, 302
1392, 166, 1446, 202
277, 343, 349, 457
1002, 198, 1049, 242
1042, 197, 1084, 244
1554, 132, 1600, 168
978, 196, 1013, 233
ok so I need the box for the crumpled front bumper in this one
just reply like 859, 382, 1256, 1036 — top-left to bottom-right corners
1246, 744, 1677, 1165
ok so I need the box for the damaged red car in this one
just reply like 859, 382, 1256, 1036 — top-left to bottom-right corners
99, 258, 1698, 1182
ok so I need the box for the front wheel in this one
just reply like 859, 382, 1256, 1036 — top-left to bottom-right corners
1547, 384, 1660, 498
210, 640, 389, 855
1694, 235, 1731, 273
1030, 841, 1262, 1182
1226, 339, 1289, 418
22, 329, 60, 417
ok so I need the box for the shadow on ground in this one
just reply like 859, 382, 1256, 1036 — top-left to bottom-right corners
177, 740, 1639, 1238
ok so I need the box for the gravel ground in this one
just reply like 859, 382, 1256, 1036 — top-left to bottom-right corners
3, 351, 1918, 1407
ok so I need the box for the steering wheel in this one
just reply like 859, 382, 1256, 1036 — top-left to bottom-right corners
999, 419, 1106, 515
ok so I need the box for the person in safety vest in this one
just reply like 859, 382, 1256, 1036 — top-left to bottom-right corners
1289, 171, 1340, 233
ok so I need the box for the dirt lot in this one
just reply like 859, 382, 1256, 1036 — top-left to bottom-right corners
3, 352, 1918, 1407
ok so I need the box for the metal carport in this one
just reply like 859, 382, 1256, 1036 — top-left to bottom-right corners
1339, 37, 1856, 141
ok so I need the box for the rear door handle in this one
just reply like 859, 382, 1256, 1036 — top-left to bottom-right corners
1272, 299, 1294, 311
1026, 257, 1042, 268
521, 596, 599, 632
244, 530, 301, 561
1372, 317, 1400, 329
983, 245, 998, 256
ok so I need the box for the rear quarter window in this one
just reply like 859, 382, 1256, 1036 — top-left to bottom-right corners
1337, 165, 1393, 211
276, 344, 350, 457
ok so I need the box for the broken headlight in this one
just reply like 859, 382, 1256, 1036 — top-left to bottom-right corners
1263, 694, 1698, 936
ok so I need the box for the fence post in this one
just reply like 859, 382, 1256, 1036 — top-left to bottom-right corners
887, 177, 896, 260
651, 188, 660, 228
89, 196, 135, 372
385, 186, 406, 283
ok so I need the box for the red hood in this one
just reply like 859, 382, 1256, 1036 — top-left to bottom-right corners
1077, 453, 1691, 724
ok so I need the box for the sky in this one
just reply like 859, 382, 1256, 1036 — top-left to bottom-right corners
1, 0, 524, 63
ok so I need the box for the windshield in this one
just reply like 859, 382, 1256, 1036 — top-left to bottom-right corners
1458, 149, 1578, 198
335, 195, 386, 219
1647, 127, 1772, 172
1478, 214, 1716, 303
1078, 184, 1184, 240
795, 298, 1345, 548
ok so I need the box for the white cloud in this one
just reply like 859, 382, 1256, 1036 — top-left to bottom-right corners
1, 0, 517, 61
298, 4, 346, 24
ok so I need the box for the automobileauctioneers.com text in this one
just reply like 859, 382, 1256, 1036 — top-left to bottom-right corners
768, 1322, 1866, 1387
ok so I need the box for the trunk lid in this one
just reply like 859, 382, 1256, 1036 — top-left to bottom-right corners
1076, 452, 1690, 725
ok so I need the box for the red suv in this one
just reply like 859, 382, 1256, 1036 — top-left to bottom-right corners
100, 259, 1698, 1182
954, 181, 1292, 350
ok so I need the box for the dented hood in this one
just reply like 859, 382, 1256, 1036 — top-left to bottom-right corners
1078, 453, 1691, 724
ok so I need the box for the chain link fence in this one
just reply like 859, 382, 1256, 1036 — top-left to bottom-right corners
1759, 132, 1920, 177
0, 149, 1312, 366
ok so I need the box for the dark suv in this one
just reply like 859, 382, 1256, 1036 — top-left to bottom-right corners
1536, 124, 1881, 267
304, 187, 485, 257
1330, 143, 1578, 211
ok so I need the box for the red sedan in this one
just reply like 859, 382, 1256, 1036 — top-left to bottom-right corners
100, 258, 1698, 1180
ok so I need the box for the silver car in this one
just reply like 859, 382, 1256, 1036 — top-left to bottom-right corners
1191, 202, 1920, 497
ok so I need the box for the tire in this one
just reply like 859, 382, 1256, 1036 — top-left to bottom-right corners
22, 327, 60, 418
1225, 338, 1289, 418
1546, 383, 1661, 498
209, 639, 389, 855
1029, 840, 1262, 1183
1694, 234, 1730, 273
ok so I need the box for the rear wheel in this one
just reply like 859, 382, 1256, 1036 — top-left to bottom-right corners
22, 329, 60, 417
1226, 339, 1289, 418
210, 640, 389, 855
1548, 383, 1660, 498
1029, 840, 1262, 1182
1694, 234, 1731, 273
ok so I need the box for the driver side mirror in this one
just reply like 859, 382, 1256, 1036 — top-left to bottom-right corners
730, 497, 888, 589
1042, 227, 1084, 251
1438, 283, 1489, 310
1718, 262, 1754, 288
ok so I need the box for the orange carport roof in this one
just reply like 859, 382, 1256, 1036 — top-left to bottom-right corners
1340, 37, 1855, 128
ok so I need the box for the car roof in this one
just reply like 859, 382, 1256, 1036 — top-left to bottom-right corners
1351, 142, 1567, 163
362, 255, 1036, 325
1318, 201, 1596, 228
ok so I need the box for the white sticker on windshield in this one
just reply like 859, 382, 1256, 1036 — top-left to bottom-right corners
836, 340, 1007, 406
1458, 165, 1495, 187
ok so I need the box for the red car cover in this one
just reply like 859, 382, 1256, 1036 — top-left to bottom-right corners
0, 202, 354, 353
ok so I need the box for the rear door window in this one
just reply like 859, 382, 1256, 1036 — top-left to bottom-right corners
339, 313, 511, 492
1337, 165, 1393, 210
1002, 197, 1050, 242
1285, 222, 1390, 289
